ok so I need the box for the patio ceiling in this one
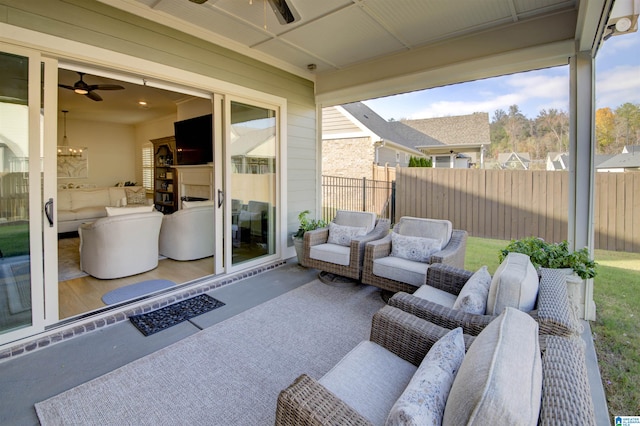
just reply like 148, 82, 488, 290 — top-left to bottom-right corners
99, 0, 613, 105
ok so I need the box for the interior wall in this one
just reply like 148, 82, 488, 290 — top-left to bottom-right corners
57, 117, 136, 187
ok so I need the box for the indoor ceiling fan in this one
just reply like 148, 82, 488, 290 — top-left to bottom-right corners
188, 0, 300, 25
58, 72, 125, 102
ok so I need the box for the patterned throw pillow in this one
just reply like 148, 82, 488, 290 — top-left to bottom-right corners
327, 222, 367, 247
452, 266, 492, 314
386, 327, 466, 426
390, 232, 441, 263
125, 187, 147, 205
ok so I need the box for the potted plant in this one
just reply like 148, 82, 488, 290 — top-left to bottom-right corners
292, 210, 328, 265
499, 237, 598, 320
499, 237, 597, 279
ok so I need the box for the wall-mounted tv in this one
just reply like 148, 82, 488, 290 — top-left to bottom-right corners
173, 114, 213, 165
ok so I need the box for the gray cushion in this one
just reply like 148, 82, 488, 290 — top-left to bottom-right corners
443, 308, 542, 426
413, 284, 457, 308
373, 256, 429, 287
397, 217, 452, 247
310, 243, 351, 266
386, 328, 465, 426
486, 252, 539, 315
320, 340, 417, 426
333, 210, 377, 233
452, 266, 492, 314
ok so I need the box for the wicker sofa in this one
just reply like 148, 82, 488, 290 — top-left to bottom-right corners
276, 305, 595, 425
387, 263, 582, 337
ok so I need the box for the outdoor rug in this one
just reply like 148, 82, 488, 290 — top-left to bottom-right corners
129, 294, 225, 336
35, 280, 384, 425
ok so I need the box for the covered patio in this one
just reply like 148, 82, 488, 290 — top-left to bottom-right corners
0, 0, 633, 423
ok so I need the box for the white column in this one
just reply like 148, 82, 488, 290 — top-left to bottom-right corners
568, 51, 597, 320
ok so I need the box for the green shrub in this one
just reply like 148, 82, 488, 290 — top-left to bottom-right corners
499, 237, 597, 279
294, 210, 328, 239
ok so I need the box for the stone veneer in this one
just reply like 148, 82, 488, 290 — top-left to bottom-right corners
0, 260, 287, 363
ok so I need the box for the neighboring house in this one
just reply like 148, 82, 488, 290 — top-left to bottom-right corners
322, 104, 489, 179
622, 145, 640, 154
402, 113, 489, 168
322, 102, 441, 179
596, 153, 640, 172
498, 152, 531, 170
548, 149, 640, 172
546, 152, 569, 170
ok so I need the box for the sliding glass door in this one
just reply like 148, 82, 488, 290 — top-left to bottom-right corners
226, 99, 278, 268
0, 45, 49, 344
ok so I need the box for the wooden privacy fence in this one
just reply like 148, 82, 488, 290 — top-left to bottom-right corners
394, 168, 640, 253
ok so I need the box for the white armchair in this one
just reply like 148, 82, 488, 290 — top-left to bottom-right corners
159, 204, 214, 261
79, 211, 163, 279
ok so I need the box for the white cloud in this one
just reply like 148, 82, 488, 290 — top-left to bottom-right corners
409, 72, 569, 119
596, 65, 640, 109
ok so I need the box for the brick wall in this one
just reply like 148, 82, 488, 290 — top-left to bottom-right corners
322, 137, 375, 179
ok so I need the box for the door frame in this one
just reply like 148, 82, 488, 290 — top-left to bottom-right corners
0, 43, 49, 344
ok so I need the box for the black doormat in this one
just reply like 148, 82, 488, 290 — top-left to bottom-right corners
129, 294, 225, 336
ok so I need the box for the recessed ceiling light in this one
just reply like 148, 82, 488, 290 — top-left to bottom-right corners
138, 100, 148, 106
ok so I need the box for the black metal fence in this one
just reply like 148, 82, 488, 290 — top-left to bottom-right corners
321, 175, 395, 223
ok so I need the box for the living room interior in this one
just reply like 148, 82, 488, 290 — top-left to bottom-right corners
56, 66, 275, 320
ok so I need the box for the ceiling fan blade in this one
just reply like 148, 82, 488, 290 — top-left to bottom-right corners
86, 91, 103, 102
268, 0, 300, 25
58, 84, 75, 91
89, 84, 125, 91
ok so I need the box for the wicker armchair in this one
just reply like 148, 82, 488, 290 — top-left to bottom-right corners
276, 305, 595, 426
361, 217, 468, 294
388, 263, 582, 337
301, 210, 390, 280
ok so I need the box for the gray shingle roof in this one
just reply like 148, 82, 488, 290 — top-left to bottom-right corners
341, 102, 443, 150
596, 153, 640, 169
401, 113, 490, 145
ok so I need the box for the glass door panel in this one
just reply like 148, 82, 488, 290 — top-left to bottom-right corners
0, 49, 43, 339
229, 101, 277, 266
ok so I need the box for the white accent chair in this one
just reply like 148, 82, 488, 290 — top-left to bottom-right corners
159, 204, 214, 261
79, 211, 163, 279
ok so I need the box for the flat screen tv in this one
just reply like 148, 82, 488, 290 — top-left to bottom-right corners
173, 114, 213, 165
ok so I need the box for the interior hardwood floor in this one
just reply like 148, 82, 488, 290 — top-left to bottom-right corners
58, 257, 214, 320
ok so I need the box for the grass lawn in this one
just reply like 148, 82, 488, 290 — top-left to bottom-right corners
465, 236, 640, 416
0, 222, 29, 257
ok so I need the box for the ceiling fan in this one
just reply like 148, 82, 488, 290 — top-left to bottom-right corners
58, 72, 125, 102
188, 0, 300, 25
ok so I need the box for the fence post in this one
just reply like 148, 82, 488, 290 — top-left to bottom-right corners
391, 180, 396, 224
362, 177, 366, 212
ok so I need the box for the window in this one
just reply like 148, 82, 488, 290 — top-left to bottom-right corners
142, 143, 153, 191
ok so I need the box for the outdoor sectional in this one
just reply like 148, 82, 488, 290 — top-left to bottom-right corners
276, 304, 595, 425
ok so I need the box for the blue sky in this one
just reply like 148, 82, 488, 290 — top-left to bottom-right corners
363, 29, 640, 121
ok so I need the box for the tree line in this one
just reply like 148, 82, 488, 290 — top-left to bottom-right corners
489, 102, 640, 162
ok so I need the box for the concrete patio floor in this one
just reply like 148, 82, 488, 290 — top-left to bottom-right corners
0, 259, 610, 425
